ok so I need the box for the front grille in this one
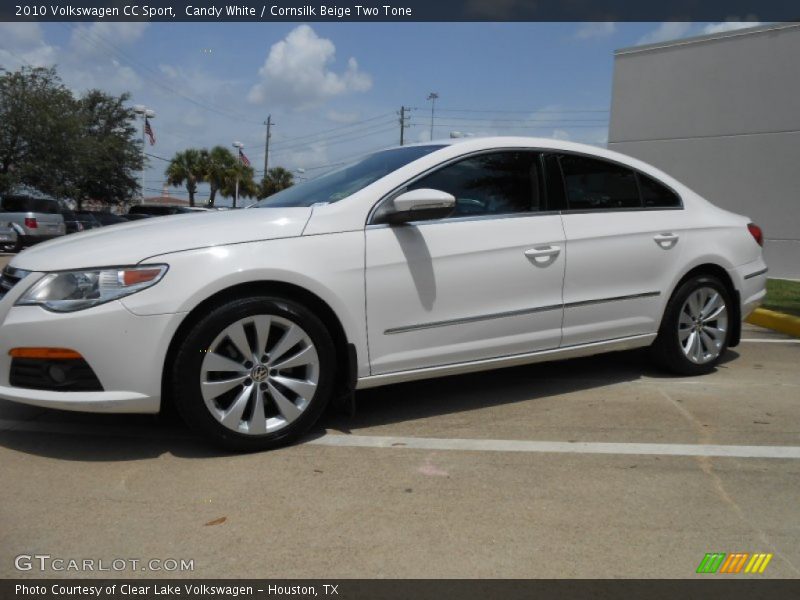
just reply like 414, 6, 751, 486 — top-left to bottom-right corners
0, 266, 30, 302
10, 357, 104, 392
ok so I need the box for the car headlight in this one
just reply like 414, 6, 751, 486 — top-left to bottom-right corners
16, 265, 168, 312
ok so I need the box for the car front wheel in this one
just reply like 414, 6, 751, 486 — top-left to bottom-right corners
651, 275, 732, 375
171, 295, 336, 451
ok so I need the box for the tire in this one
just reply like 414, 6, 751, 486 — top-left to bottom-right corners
171, 295, 336, 451
651, 275, 733, 375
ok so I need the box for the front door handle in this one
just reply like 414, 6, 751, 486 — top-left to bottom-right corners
654, 232, 679, 249
524, 245, 561, 265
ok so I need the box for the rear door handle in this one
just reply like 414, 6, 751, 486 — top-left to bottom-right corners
654, 233, 679, 248
524, 245, 561, 264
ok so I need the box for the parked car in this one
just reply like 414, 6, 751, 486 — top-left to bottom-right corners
0, 138, 768, 451
121, 213, 153, 221
79, 211, 128, 226
128, 204, 209, 217
0, 222, 18, 252
0, 195, 65, 251
61, 210, 101, 235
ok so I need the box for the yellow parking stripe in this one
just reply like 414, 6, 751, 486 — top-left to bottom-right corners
745, 554, 761, 573
758, 554, 773, 574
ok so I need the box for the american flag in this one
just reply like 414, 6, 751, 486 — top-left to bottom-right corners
238, 148, 251, 167
144, 118, 156, 145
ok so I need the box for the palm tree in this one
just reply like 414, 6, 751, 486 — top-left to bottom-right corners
165, 148, 204, 207
200, 145, 236, 208
219, 161, 257, 206
257, 167, 295, 200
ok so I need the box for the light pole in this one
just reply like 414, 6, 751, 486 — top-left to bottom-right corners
232, 141, 243, 208
427, 92, 439, 140
133, 105, 155, 203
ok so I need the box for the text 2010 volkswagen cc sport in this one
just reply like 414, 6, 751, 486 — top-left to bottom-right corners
0, 138, 767, 450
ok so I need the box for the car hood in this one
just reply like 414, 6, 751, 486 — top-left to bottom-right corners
10, 207, 313, 272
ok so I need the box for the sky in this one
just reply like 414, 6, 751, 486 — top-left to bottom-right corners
0, 19, 760, 205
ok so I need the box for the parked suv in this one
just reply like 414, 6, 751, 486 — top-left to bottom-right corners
0, 195, 65, 251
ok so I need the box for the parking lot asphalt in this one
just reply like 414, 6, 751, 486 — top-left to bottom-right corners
0, 317, 798, 580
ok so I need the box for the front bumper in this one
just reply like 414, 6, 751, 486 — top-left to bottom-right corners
0, 277, 185, 413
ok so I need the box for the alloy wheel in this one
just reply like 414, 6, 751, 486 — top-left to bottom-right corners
678, 286, 728, 364
200, 315, 319, 435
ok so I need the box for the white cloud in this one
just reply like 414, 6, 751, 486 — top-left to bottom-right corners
636, 22, 693, 45
69, 22, 148, 56
247, 25, 372, 110
0, 22, 57, 68
326, 109, 361, 124
703, 17, 761, 35
575, 22, 617, 40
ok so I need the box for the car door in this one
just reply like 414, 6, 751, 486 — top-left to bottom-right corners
365, 150, 566, 375
549, 153, 687, 346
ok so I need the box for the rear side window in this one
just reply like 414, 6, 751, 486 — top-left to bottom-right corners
559, 155, 640, 210
407, 151, 543, 217
637, 173, 681, 208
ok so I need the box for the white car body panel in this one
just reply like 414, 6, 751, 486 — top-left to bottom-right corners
0, 137, 767, 414
365, 214, 566, 374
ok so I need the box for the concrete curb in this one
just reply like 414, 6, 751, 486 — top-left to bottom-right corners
746, 308, 800, 338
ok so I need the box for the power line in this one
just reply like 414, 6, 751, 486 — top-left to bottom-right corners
425, 116, 608, 123
270, 112, 395, 148
62, 23, 262, 126
262, 122, 398, 157
435, 107, 609, 114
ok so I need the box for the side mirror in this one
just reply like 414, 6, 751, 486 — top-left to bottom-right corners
380, 188, 456, 225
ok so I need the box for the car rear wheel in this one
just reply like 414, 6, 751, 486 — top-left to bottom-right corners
171, 295, 336, 451
651, 275, 732, 375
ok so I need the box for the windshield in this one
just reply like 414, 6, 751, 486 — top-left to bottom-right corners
254, 145, 446, 208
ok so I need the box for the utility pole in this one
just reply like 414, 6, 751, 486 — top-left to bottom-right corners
232, 141, 243, 208
263, 115, 273, 177
398, 106, 408, 146
427, 92, 439, 140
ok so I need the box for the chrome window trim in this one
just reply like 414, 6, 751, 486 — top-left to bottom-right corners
365, 146, 685, 228
366, 147, 548, 226
384, 291, 661, 335
365, 209, 562, 230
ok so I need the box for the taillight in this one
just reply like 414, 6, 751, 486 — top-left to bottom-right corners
747, 223, 764, 247
24, 217, 37, 229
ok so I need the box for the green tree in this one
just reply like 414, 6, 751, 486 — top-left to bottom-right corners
165, 148, 204, 207
200, 145, 237, 208
0, 66, 80, 198
257, 167, 295, 200
0, 66, 142, 207
71, 90, 142, 210
219, 160, 257, 207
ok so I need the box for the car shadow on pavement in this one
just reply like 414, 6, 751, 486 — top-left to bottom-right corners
323, 347, 740, 433
0, 347, 739, 461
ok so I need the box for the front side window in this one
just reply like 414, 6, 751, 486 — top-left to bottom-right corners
559, 155, 640, 210
406, 151, 543, 218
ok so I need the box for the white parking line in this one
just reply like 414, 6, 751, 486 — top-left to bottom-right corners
2, 418, 799, 459
310, 434, 800, 459
740, 338, 800, 343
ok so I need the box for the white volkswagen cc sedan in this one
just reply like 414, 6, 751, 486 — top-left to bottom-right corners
0, 138, 767, 450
